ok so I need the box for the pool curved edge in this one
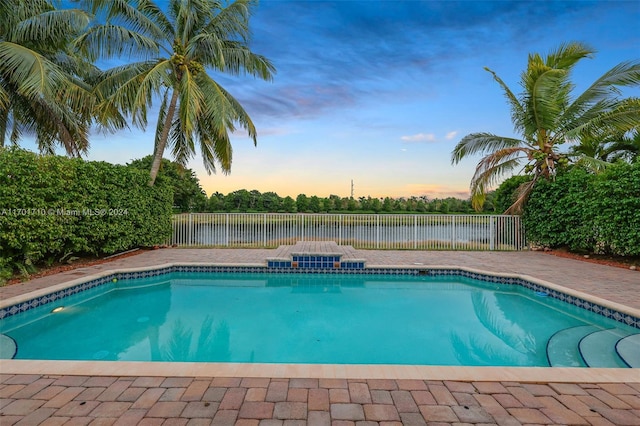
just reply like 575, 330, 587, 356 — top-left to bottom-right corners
373, 264, 640, 321
1, 359, 639, 383
2, 262, 639, 325
1, 262, 639, 382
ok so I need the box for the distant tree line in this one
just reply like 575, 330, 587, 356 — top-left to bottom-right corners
146, 157, 497, 214
205, 190, 483, 214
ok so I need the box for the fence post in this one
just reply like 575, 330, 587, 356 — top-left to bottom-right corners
187, 213, 193, 246
490, 216, 495, 250
225, 213, 229, 247
414, 215, 418, 249
451, 215, 456, 250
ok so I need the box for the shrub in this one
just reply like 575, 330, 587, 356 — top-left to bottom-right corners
523, 162, 640, 256
0, 148, 173, 281
492, 175, 532, 214
590, 162, 640, 256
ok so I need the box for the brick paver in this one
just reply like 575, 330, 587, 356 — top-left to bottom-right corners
308, 388, 330, 411
1, 248, 639, 424
348, 382, 372, 404
330, 403, 365, 420
237, 401, 274, 419
1, 375, 639, 424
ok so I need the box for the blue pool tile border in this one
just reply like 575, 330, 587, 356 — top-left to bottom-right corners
1, 266, 638, 329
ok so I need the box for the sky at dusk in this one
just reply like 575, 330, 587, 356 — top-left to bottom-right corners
23, 0, 640, 199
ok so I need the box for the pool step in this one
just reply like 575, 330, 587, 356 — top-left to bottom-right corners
616, 334, 640, 368
0, 334, 17, 359
266, 242, 366, 270
546, 325, 599, 367
547, 326, 638, 368
579, 328, 635, 368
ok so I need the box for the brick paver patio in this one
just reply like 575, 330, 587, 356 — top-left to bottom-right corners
2, 375, 640, 425
1, 248, 639, 424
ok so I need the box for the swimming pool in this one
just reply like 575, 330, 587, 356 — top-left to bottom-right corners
1, 269, 638, 367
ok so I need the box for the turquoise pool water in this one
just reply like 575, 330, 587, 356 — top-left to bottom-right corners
1, 272, 638, 367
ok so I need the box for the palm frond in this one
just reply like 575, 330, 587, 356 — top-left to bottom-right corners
2, 0, 53, 33
209, 41, 275, 80
26, 94, 90, 156
129, 60, 173, 127
93, 60, 156, 98
198, 72, 257, 140
169, 113, 195, 166
545, 41, 594, 70
193, 74, 251, 174
520, 43, 596, 142
0, 41, 67, 99
557, 98, 619, 142
569, 97, 640, 139
563, 60, 640, 131
575, 60, 640, 104
75, 24, 160, 61
451, 133, 526, 164
504, 179, 537, 215
484, 67, 526, 133
188, 32, 225, 67
0, 83, 8, 112
605, 130, 640, 162
206, 0, 252, 41
97, 59, 171, 128
529, 68, 569, 138
469, 147, 530, 210
175, 0, 211, 43
195, 121, 232, 174
571, 155, 612, 173
178, 69, 203, 137
210, 129, 233, 174
78, 0, 166, 40
9, 117, 21, 145
10, 8, 90, 47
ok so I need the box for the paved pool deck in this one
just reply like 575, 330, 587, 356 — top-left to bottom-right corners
1, 248, 639, 425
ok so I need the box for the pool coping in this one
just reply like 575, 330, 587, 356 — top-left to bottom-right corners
1, 262, 639, 383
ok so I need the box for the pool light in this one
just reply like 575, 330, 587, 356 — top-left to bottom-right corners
51, 306, 64, 313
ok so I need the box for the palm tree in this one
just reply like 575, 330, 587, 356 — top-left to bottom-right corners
451, 42, 640, 213
77, 0, 275, 185
607, 130, 640, 163
0, 0, 96, 155
571, 129, 639, 165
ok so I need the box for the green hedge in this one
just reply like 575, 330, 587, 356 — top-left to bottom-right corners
492, 175, 532, 214
0, 148, 173, 278
523, 162, 640, 256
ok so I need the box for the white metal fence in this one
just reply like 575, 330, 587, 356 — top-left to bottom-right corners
171, 213, 526, 250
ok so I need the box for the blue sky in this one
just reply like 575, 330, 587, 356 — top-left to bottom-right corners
26, 0, 640, 199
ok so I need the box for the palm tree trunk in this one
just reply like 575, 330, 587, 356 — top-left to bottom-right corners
0, 106, 8, 147
149, 90, 179, 186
